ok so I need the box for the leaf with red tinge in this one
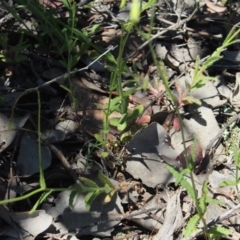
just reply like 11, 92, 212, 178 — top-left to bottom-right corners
176, 144, 205, 174
175, 81, 184, 106
136, 115, 151, 125
38, 0, 63, 8
173, 115, 181, 131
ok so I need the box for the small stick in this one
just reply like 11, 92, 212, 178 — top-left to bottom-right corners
47, 143, 79, 182
36, 46, 116, 89
128, 6, 198, 59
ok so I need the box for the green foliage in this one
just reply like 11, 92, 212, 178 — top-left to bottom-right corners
191, 22, 240, 91
30, 190, 53, 214
167, 164, 225, 238
130, 0, 141, 23
69, 171, 118, 211
0, 33, 29, 63
183, 214, 200, 237
220, 143, 240, 197
207, 226, 230, 239
1, 3, 240, 236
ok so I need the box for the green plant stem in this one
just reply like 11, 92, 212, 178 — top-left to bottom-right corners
37, 90, 46, 188
151, 58, 208, 236
0, 186, 93, 205
104, 31, 130, 142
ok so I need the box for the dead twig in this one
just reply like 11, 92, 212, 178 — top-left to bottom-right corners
128, 6, 198, 58
47, 143, 79, 182
36, 45, 117, 89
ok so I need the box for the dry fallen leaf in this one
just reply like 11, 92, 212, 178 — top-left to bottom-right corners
0, 113, 29, 153
205, 0, 227, 13
152, 190, 183, 240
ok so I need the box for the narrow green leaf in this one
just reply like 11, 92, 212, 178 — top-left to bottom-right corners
100, 151, 109, 158
109, 117, 120, 127
207, 226, 230, 236
120, 0, 127, 8
85, 191, 99, 211
198, 197, 206, 214
109, 96, 122, 112
122, 88, 136, 97
193, 55, 200, 80
91, 24, 100, 34
204, 197, 223, 205
98, 171, 115, 188
183, 214, 200, 237
60, 85, 72, 93
131, 105, 144, 118
233, 143, 240, 166
202, 181, 208, 197
142, 0, 155, 11
204, 55, 222, 68
29, 190, 53, 214
79, 177, 98, 188
84, 191, 95, 203
182, 96, 201, 105
166, 165, 195, 199
220, 179, 236, 187
61, 0, 71, 8
8, 118, 14, 131
94, 132, 105, 144
104, 182, 113, 193
130, 0, 141, 22
69, 191, 79, 209
104, 52, 117, 64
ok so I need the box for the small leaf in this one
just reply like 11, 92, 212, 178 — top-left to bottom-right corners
30, 190, 53, 214
220, 179, 237, 187
100, 151, 109, 158
109, 96, 122, 112
207, 226, 230, 236
120, 131, 132, 143
198, 197, 207, 214
130, 0, 141, 23
182, 96, 201, 105
85, 191, 99, 211
117, 113, 128, 131
79, 177, 98, 188
173, 115, 181, 131
94, 132, 105, 144
91, 24, 100, 34
193, 55, 200, 80
233, 143, 240, 166
98, 171, 115, 188
104, 52, 117, 64
120, 0, 127, 8
183, 214, 200, 237
142, 0, 155, 11
109, 117, 120, 127
69, 191, 79, 209
60, 85, 72, 93
103, 189, 117, 203
166, 165, 195, 199
129, 105, 144, 123
204, 197, 223, 205
85, 191, 95, 203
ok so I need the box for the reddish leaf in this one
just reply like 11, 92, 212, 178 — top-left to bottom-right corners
176, 144, 205, 174
136, 115, 151, 125
173, 115, 181, 131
